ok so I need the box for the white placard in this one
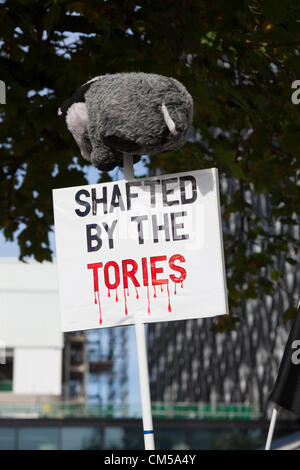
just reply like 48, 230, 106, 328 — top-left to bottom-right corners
52, 168, 228, 331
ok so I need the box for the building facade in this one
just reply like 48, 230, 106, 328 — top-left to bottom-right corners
0, 258, 128, 406
0, 258, 63, 399
148, 180, 300, 416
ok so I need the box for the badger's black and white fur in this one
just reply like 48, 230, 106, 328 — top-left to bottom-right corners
58, 72, 193, 171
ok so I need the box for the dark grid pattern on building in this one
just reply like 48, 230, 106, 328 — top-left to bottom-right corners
148, 177, 299, 414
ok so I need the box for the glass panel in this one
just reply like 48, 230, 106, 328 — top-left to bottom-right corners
18, 427, 59, 450
0, 348, 13, 392
122, 428, 145, 450
61, 427, 102, 450
209, 428, 266, 450
0, 427, 15, 450
189, 429, 217, 450
155, 428, 190, 450
104, 427, 125, 449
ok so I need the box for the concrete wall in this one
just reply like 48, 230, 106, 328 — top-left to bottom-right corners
0, 258, 63, 396
13, 348, 62, 395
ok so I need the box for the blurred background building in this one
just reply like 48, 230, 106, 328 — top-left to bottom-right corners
0, 258, 63, 400
148, 179, 300, 414
0, 240, 299, 449
0, 258, 128, 406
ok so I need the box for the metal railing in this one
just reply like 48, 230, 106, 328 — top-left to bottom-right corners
0, 401, 261, 420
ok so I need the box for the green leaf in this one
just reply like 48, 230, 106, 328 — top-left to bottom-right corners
283, 306, 297, 323
286, 257, 297, 266
271, 270, 281, 281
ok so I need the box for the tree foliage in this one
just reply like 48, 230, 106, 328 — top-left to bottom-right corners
0, 0, 299, 325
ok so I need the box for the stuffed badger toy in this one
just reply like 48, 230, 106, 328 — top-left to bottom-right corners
58, 72, 193, 171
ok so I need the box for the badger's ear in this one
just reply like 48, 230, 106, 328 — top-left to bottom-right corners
65, 102, 91, 161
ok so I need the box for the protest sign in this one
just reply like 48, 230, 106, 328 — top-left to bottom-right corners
52, 168, 228, 331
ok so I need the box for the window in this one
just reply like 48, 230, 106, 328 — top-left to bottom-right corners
0, 348, 13, 392
18, 427, 59, 450
61, 427, 103, 450
0, 428, 15, 450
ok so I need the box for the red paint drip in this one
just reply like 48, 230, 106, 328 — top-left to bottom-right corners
96, 291, 102, 325
167, 284, 171, 312
174, 282, 177, 295
146, 285, 150, 314
154, 285, 157, 298
126, 288, 129, 297
161, 285, 163, 293
123, 288, 128, 316
94, 292, 97, 304
115, 288, 118, 302
181, 280, 183, 288
135, 286, 139, 299
108, 288, 110, 298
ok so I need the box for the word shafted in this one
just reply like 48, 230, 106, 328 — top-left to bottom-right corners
73, 175, 198, 253
74, 175, 197, 217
